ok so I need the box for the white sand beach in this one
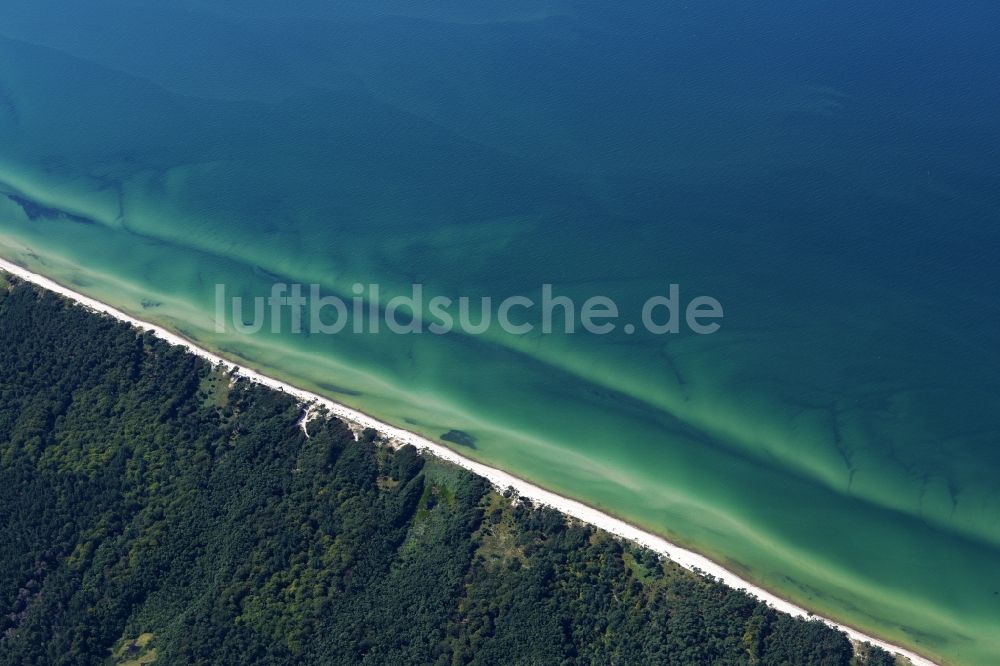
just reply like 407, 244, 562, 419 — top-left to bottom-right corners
0, 257, 934, 666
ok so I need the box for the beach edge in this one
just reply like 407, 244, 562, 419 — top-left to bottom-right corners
0, 256, 935, 666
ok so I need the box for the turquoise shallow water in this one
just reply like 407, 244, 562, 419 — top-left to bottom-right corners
2, 2, 1000, 662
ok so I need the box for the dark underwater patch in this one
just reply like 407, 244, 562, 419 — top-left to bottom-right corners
4, 192, 97, 226
441, 429, 476, 449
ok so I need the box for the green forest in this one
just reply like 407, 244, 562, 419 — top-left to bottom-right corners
0, 279, 902, 665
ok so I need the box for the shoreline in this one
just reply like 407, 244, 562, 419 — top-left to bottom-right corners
0, 257, 935, 666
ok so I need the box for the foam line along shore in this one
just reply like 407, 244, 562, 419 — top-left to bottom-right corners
0, 257, 934, 666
